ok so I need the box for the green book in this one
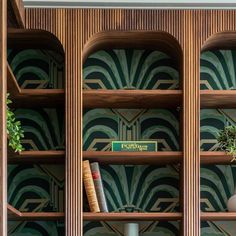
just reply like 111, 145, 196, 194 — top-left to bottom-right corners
112, 141, 157, 152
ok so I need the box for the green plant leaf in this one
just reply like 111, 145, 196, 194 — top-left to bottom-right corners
7, 94, 24, 152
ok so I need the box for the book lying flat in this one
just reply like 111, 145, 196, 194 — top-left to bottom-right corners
112, 141, 157, 152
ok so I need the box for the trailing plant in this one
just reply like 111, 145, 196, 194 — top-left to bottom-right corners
7, 93, 24, 152
218, 125, 236, 157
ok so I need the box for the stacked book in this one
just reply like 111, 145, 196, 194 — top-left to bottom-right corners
83, 160, 108, 212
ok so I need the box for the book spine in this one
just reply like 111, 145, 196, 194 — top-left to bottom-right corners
90, 162, 108, 212
83, 160, 100, 213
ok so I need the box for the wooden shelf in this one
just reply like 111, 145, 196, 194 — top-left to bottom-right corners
7, 204, 64, 221
83, 151, 182, 164
83, 212, 182, 221
201, 90, 236, 108
200, 151, 235, 164
201, 212, 236, 221
7, 64, 64, 108
8, 150, 65, 164
83, 90, 182, 108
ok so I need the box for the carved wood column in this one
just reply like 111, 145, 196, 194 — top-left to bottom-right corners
182, 11, 200, 236
0, 0, 7, 235
65, 10, 83, 236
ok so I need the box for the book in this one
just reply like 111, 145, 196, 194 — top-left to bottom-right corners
90, 162, 108, 212
83, 160, 100, 213
112, 141, 157, 152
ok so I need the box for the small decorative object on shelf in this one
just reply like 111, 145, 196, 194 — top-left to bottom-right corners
90, 162, 108, 212
124, 223, 139, 236
83, 160, 100, 213
227, 188, 236, 212
217, 126, 236, 162
7, 93, 24, 152
112, 141, 157, 152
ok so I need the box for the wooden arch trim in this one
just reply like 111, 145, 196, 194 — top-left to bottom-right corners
202, 31, 236, 51
83, 30, 183, 67
7, 28, 65, 54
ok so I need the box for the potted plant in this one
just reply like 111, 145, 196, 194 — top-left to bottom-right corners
217, 125, 236, 162
218, 125, 236, 211
7, 93, 24, 152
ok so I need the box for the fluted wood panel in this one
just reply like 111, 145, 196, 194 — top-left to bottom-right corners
0, 0, 7, 235
24, 9, 236, 236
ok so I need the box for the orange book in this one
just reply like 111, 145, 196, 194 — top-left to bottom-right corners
83, 160, 100, 213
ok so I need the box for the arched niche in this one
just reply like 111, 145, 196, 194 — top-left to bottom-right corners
200, 32, 236, 217
7, 28, 66, 235
84, 31, 182, 66
8, 29, 65, 90
83, 31, 183, 90
201, 31, 236, 91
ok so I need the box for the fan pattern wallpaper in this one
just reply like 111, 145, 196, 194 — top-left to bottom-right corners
84, 49, 181, 235
83, 49, 179, 90
8, 49, 64, 89
7, 48, 236, 235
7, 49, 65, 236
200, 50, 236, 235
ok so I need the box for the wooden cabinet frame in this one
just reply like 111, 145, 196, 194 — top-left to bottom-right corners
0, 0, 7, 235
0, 8, 234, 236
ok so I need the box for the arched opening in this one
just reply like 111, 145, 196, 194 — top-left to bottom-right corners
7, 29, 65, 235
200, 31, 236, 234
82, 31, 183, 235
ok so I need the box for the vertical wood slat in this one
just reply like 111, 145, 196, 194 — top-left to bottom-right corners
182, 11, 200, 236
0, 0, 7, 235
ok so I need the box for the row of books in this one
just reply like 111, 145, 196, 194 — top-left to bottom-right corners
83, 160, 108, 212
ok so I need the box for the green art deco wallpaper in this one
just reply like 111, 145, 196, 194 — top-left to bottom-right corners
200, 50, 236, 235
7, 49, 65, 235
14, 108, 65, 151
83, 49, 179, 90
83, 49, 181, 235
7, 47, 236, 235
8, 49, 64, 89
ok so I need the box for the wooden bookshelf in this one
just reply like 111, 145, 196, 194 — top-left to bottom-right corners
200, 151, 235, 164
201, 212, 236, 221
7, 64, 64, 107
84, 151, 182, 164
8, 204, 64, 221
201, 90, 236, 108
8, 150, 65, 164
3, 7, 236, 236
83, 90, 182, 108
83, 212, 182, 221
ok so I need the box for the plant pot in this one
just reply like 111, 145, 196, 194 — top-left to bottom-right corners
227, 189, 236, 212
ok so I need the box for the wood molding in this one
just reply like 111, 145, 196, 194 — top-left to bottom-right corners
0, 0, 7, 235
10, 0, 25, 28
84, 151, 182, 164
83, 212, 182, 221
7, 28, 64, 53
22, 0, 236, 9
7, 204, 64, 221
83, 90, 182, 108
